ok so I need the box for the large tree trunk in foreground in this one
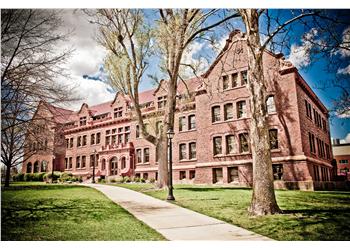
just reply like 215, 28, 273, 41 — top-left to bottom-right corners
240, 9, 281, 215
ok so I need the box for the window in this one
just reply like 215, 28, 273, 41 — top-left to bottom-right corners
213, 168, 223, 183
136, 125, 140, 138
96, 133, 101, 144
136, 149, 142, 163
143, 173, 148, 180
114, 107, 123, 118
82, 135, 87, 146
179, 144, 187, 160
157, 96, 167, 109
213, 136, 222, 156
189, 170, 195, 180
241, 70, 247, 85
80, 116, 87, 126
118, 127, 123, 133
228, 167, 239, 182
339, 159, 349, 164
112, 135, 117, 144
232, 73, 238, 88
325, 144, 330, 160
65, 158, 68, 169
82, 156, 86, 168
144, 148, 150, 163
305, 100, 312, 119
179, 171, 186, 180
179, 116, 186, 131
69, 157, 72, 169
309, 132, 316, 154
189, 142, 196, 159
239, 133, 249, 153
77, 136, 82, 147
226, 135, 235, 154
313, 165, 320, 181
66, 139, 69, 148
106, 130, 110, 135
76, 156, 81, 168
237, 101, 246, 118
125, 133, 130, 143
69, 138, 73, 148
105, 136, 110, 146
91, 134, 95, 145
188, 115, 196, 130
223, 75, 229, 90
117, 134, 122, 144
272, 164, 283, 180
212, 106, 221, 122
121, 157, 126, 169
90, 155, 95, 167
125, 126, 130, 132
269, 129, 278, 150
322, 118, 327, 132
224, 103, 233, 120
267, 96, 276, 114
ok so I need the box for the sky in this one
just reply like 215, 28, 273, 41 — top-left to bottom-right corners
58, 9, 350, 144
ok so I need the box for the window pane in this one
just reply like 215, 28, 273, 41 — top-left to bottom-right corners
269, 129, 278, 149
226, 135, 235, 154
189, 115, 196, 130
179, 144, 186, 160
237, 101, 246, 118
267, 96, 276, 114
239, 133, 249, 152
232, 73, 238, 88
223, 75, 229, 90
212, 106, 221, 122
224, 103, 233, 120
213, 137, 222, 155
189, 142, 196, 159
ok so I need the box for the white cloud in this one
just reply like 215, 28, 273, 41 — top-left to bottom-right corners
340, 133, 350, 144
337, 26, 350, 58
287, 29, 318, 69
181, 41, 210, 77
337, 65, 350, 75
55, 10, 114, 111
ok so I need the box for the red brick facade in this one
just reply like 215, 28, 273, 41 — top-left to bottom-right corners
22, 31, 334, 189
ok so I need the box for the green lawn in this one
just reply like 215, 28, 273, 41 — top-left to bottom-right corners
1, 183, 165, 241
114, 183, 350, 241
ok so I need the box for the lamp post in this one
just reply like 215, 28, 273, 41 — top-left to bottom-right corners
51, 155, 55, 184
92, 149, 97, 184
166, 128, 175, 201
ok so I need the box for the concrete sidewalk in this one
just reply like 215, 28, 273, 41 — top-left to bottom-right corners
84, 184, 272, 241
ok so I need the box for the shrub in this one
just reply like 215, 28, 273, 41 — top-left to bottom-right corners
149, 178, 155, 184
140, 178, 145, 183
59, 172, 73, 182
99, 179, 106, 184
38, 172, 45, 181
123, 176, 131, 183
43, 172, 61, 182
13, 173, 25, 182
110, 179, 116, 183
134, 177, 140, 183
24, 173, 33, 182
77, 176, 83, 183
114, 176, 124, 183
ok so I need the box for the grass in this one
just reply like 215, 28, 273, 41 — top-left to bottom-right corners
114, 183, 350, 241
1, 183, 165, 241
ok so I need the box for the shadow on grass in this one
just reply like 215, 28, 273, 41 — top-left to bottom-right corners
176, 187, 252, 192
282, 208, 350, 215
2, 184, 86, 191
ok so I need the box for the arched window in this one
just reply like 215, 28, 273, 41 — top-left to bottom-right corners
27, 162, 32, 173
266, 96, 276, 114
121, 157, 126, 169
110, 157, 118, 175
34, 161, 39, 173
41, 160, 48, 172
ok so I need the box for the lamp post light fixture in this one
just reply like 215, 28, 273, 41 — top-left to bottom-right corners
166, 128, 175, 201
92, 149, 97, 184
51, 155, 56, 184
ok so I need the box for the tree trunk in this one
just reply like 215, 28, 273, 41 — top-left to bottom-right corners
241, 9, 281, 215
156, 135, 168, 188
4, 163, 11, 187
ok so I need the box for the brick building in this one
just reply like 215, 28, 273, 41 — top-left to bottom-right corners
22, 31, 334, 189
332, 141, 350, 180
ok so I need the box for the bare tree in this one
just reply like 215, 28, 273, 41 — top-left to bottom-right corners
1, 9, 75, 187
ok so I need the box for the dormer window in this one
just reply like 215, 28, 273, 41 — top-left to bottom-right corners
223, 75, 229, 90
80, 116, 87, 126
114, 107, 123, 118
241, 71, 248, 85
157, 96, 167, 109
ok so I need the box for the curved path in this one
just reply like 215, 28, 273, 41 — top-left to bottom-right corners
84, 184, 272, 241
